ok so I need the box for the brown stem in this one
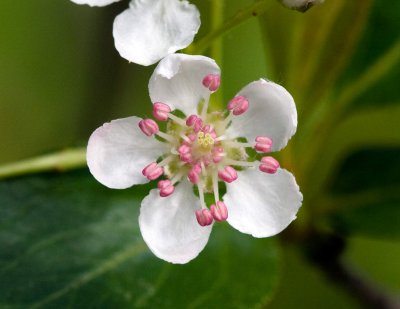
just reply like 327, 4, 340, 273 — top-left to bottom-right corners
303, 233, 400, 309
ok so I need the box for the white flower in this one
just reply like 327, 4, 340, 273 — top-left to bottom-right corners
70, 0, 200, 66
87, 54, 303, 264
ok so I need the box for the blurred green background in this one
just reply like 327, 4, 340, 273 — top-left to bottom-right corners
0, 0, 399, 308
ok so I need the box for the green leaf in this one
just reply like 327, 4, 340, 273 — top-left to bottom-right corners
322, 148, 400, 240
0, 171, 280, 308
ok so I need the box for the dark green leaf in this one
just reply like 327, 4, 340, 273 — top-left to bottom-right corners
0, 170, 279, 308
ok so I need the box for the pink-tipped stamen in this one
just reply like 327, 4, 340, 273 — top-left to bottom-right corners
202, 74, 221, 92
178, 144, 192, 163
188, 164, 202, 184
255, 136, 273, 153
186, 115, 203, 132
152, 102, 171, 121
212, 147, 225, 163
259, 156, 280, 174
157, 180, 175, 197
195, 209, 214, 227
227, 96, 249, 115
138, 119, 159, 136
142, 162, 163, 180
210, 201, 228, 222
218, 166, 238, 183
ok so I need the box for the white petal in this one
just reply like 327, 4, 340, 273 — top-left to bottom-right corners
149, 53, 220, 115
139, 181, 212, 264
224, 168, 302, 238
228, 79, 297, 151
70, 0, 121, 7
113, 0, 200, 66
87, 116, 165, 189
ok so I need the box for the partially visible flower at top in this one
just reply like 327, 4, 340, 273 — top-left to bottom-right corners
87, 53, 303, 264
278, 0, 324, 12
70, 0, 200, 66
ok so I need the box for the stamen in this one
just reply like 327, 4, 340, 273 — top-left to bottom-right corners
167, 113, 186, 126
210, 201, 228, 222
188, 164, 202, 184
221, 112, 233, 128
178, 144, 192, 163
186, 115, 203, 132
197, 183, 207, 209
170, 171, 185, 184
138, 119, 159, 136
223, 140, 253, 148
157, 180, 175, 197
255, 136, 273, 153
212, 169, 220, 203
156, 131, 176, 143
152, 102, 171, 121
227, 96, 249, 115
212, 146, 225, 163
195, 209, 213, 227
218, 166, 238, 183
142, 162, 163, 180
158, 155, 174, 167
259, 156, 280, 174
202, 74, 220, 92
224, 158, 257, 167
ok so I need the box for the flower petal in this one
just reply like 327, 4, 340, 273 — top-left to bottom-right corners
113, 0, 200, 66
149, 53, 221, 115
70, 0, 121, 7
87, 116, 165, 189
139, 181, 212, 264
224, 168, 302, 238
228, 79, 297, 151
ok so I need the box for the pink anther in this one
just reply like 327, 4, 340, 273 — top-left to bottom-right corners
138, 119, 159, 136
212, 147, 224, 163
202, 74, 221, 92
142, 162, 163, 180
218, 166, 238, 183
186, 115, 203, 132
157, 180, 175, 197
210, 201, 228, 222
227, 96, 249, 115
259, 156, 280, 174
152, 102, 171, 121
188, 164, 202, 184
195, 209, 214, 227
255, 136, 273, 153
186, 115, 199, 126
178, 144, 192, 163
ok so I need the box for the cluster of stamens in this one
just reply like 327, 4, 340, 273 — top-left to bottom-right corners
139, 74, 280, 227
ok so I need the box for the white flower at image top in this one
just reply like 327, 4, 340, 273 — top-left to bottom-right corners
70, 0, 200, 66
87, 53, 303, 264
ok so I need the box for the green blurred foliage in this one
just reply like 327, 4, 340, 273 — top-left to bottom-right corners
0, 0, 399, 308
0, 170, 279, 308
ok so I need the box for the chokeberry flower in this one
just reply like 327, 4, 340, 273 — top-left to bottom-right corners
70, 0, 200, 66
87, 53, 302, 264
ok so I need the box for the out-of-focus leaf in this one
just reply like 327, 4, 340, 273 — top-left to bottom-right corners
322, 148, 400, 240
332, 200, 400, 240
301, 104, 400, 201
0, 170, 279, 308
